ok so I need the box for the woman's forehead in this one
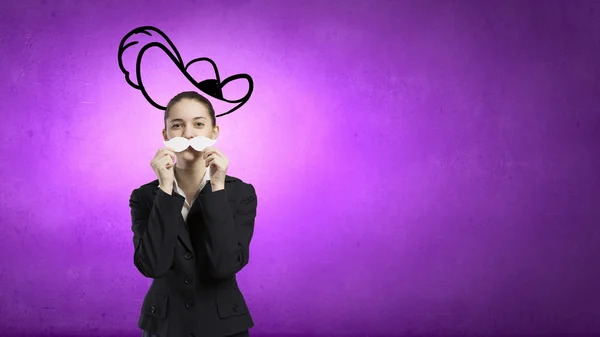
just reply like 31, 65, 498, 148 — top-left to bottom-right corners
169, 100, 210, 117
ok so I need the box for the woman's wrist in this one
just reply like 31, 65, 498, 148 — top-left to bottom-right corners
211, 182, 224, 191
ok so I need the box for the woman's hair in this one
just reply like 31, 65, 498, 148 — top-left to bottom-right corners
164, 91, 216, 128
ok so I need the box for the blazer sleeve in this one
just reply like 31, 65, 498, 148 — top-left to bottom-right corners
199, 183, 257, 279
129, 187, 186, 278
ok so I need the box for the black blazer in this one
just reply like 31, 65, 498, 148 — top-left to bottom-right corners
129, 174, 257, 337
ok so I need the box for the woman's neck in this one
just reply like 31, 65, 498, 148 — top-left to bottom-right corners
174, 159, 208, 192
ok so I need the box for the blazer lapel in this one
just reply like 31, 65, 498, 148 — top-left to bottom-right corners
149, 176, 235, 254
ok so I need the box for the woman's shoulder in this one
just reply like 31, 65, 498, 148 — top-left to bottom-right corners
134, 178, 160, 191
129, 179, 159, 201
223, 175, 256, 197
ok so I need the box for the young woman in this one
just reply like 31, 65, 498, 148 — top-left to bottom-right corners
129, 91, 257, 337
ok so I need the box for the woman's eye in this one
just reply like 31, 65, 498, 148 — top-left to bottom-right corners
171, 123, 202, 128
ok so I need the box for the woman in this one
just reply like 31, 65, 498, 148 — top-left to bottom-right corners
129, 91, 257, 337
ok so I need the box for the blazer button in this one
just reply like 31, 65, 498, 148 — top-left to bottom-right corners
185, 299, 194, 309
150, 305, 156, 314
184, 252, 193, 259
232, 303, 240, 312
184, 276, 193, 284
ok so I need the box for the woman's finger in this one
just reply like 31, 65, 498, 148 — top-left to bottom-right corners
159, 154, 174, 167
162, 148, 176, 160
155, 147, 175, 159
202, 148, 215, 159
206, 156, 222, 169
211, 148, 226, 158
204, 153, 220, 166
204, 147, 224, 159
205, 155, 214, 167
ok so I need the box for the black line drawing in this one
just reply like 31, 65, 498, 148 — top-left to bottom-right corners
118, 26, 253, 117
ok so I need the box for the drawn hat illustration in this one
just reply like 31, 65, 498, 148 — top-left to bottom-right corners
118, 26, 253, 117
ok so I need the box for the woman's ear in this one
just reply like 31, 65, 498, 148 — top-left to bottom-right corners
212, 125, 220, 139
162, 129, 168, 141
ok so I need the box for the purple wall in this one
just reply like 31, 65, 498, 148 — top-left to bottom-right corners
1, 0, 599, 336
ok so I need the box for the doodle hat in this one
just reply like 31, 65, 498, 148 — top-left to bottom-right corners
117, 26, 253, 117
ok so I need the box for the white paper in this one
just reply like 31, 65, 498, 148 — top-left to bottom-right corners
163, 136, 217, 152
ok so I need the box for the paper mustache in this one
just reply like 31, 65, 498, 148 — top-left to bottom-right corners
163, 136, 217, 152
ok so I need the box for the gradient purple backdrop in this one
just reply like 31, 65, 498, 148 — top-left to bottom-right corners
1, 0, 599, 336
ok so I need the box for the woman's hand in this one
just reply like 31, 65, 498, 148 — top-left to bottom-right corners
202, 146, 229, 190
151, 147, 177, 193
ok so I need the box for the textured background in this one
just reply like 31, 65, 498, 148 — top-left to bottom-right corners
1, 0, 599, 336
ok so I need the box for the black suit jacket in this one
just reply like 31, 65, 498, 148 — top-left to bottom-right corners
129, 175, 257, 337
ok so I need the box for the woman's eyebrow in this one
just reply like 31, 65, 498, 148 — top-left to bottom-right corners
170, 117, 206, 123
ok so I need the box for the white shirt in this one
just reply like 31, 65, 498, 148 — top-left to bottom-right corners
173, 166, 211, 222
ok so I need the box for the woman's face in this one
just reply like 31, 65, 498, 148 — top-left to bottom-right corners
162, 98, 218, 161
